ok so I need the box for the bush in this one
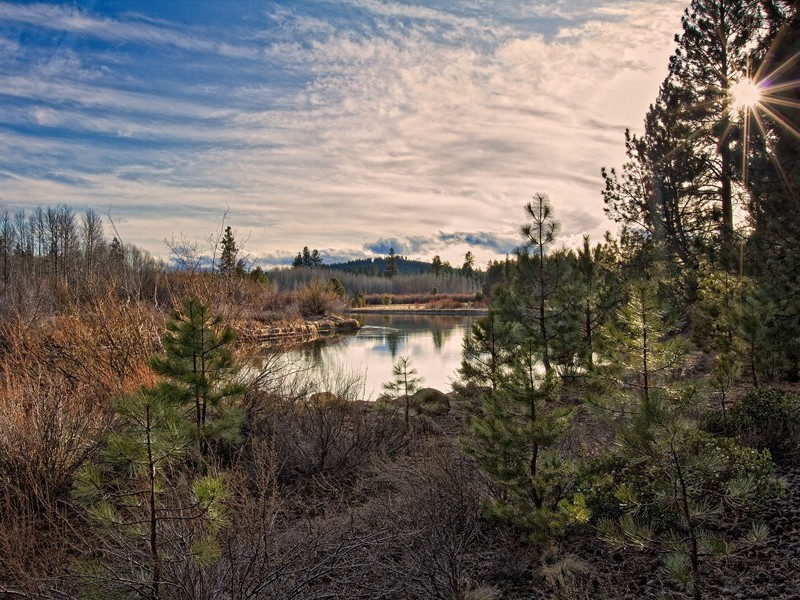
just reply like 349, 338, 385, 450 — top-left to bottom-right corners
727, 388, 800, 460
296, 279, 341, 317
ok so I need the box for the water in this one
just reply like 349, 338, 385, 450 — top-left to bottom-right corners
281, 313, 477, 398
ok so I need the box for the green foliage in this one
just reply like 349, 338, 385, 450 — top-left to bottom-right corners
248, 266, 270, 286
328, 277, 347, 299
459, 309, 514, 395
150, 296, 245, 452
693, 267, 779, 386
595, 279, 690, 411
383, 355, 424, 431
355, 291, 366, 307
73, 386, 228, 598
463, 344, 585, 542
385, 247, 398, 278
594, 279, 777, 599
381, 294, 392, 305
726, 388, 800, 460
218, 225, 241, 275
462, 251, 475, 276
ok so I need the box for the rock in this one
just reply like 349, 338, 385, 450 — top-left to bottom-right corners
309, 391, 339, 404
411, 388, 451, 415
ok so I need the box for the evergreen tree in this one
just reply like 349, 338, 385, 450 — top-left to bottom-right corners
109, 236, 124, 269
462, 251, 475, 276
601, 81, 712, 272
501, 194, 562, 374
383, 356, 423, 432
292, 252, 303, 268
572, 236, 622, 370
595, 280, 773, 599
310, 248, 323, 267
328, 277, 347, 299
746, 3, 800, 380
670, 0, 766, 259
74, 386, 227, 599
301, 246, 312, 267
463, 340, 587, 540
150, 296, 245, 455
459, 309, 514, 395
431, 254, 443, 276
248, 266, 269, 285
218, 226, 238, 275
385, 247, 398, 278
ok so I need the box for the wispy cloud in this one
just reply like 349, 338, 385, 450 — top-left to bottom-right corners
0, 2, 261, 58
0, 0, 687, 265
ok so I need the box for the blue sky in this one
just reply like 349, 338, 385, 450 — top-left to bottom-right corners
0, 0, 687, 266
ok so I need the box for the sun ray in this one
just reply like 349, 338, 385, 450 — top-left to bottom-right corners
761, 48, 800, 84
760, 78, 800, 94
757, 103, 800, 142
752, 110, 800, 208
761, 96, 800, 110
753, 14, 796, 82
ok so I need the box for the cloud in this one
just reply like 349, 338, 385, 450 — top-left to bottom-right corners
0, 2, 261, 58
0, 0, 688, 263
363, 230, 520, 257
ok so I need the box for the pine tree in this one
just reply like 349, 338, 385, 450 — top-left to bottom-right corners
385, 247, 398, 278
74, 386, 227, 599
671, 0, 766, 259
572, 236, 622, 370
383, 356, 423, 431
747, 3, 800, 380
301, 246, 312, 267
431, 254, 443, 276
501, 194, 562, 374
292, 252, 303, 268
150, 296, 245, 455
459, 309, 514, 395
218, 226, 238, 275
595, 280, 773, 599
463, 340, 587, 540
462, 251, 475, 276
310, 249, 323, 267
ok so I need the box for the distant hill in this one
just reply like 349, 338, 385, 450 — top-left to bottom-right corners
327, 257, 433, 275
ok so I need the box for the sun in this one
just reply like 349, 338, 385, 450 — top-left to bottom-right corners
730, 78, 763, 113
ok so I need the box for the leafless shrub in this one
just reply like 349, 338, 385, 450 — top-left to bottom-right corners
295, 279, 343, 318
249, 371, 407, 493
358, 440, 488, 599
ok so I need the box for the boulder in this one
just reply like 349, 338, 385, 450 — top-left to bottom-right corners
411, 388, 451, 416
309, 391, 340, 405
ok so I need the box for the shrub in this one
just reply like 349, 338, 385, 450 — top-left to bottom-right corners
381, 294, 393, 305
296, 279, 341, 317
727, 388, 800, 460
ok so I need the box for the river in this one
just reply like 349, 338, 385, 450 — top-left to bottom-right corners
280, 313, 477, 398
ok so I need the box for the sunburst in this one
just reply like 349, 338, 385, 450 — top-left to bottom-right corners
729, 23, 800, 199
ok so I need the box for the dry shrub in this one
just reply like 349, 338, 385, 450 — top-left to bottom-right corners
249, 372, 407, 494
138, 439, 386, 600
357, 440, 488, 599
295, 279, 343, 318
0, 366, 110, 594
539, 549, 592, 600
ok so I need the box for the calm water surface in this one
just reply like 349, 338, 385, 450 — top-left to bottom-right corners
283, 313, 476, 398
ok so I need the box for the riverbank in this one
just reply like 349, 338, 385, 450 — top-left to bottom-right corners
348, 304, 488, 316
237, 314, 361, 346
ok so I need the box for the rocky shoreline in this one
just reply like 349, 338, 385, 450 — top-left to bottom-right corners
238, 314, 361, 346
348, 305, 488, 316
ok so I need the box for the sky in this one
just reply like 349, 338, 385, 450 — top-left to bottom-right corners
0, 0, 688, 267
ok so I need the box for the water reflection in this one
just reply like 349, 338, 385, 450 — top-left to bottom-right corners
281, 313, 476, 398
